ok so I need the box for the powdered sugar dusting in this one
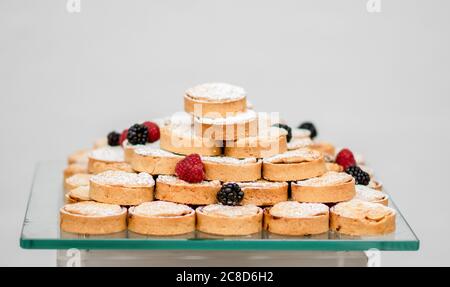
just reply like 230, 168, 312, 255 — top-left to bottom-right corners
91, 170, 155, 187
355, 185, 387, 202
292, 128, 311, 139
133, 201, 193, 217
202, 156, 257, 165
200, 204, 261, 217
195, 109, 257, 125
263, 148, 321, 163
66, 174, 91, 187
287, 137, 313, 150
134, 147, 182, 158
122, 139, 160, 150
157, 175, 221, 186
237, 180, 288, 189
186, 83, 246, 101
295, 171, 352, 187
270, 201, 329, 218
63, 201, 123, 217
331, 199, 395, 219
89, 146, 125, 162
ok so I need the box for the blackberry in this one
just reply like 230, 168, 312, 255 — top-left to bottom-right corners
298, 122, 317, 139
345, 165, 370, 185
272, 123, 292, 142
107, 131, 121, 146
127, 124, 149, 145
217, 183, 244, 206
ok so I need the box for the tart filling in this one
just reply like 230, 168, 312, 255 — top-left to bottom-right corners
134, 147, 182, 158
331, 200, 395, 221
66, 173, 91, 187
91, 170, 154, 188
196, 109, 257, 125
202, 156, 257, 165
263, 148, 321, 164
63, 201, 123, 217
132, 201, 193, 217
237, 180, 287, 189
355, 185, 387, 202
68, 186, 90, 201
269, 201, 329, 218
287, 137, 313, 150
186, 83, 246, 102
295, 171, 353, 187
89, 146, 125, 162
157, 175, 220, 187
200, 204, 261, 217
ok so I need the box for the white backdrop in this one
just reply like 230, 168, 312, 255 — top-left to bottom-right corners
1, 0, 449, 266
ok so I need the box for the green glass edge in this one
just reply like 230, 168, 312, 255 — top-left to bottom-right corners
20, 238, 419, 251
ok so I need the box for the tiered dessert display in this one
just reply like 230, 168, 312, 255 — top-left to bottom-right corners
61, 83, 395, 237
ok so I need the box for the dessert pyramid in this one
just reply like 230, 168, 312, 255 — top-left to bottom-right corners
61, 83, 395, 236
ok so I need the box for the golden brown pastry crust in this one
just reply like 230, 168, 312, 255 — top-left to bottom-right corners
203, 159, 262, 182
238, 181, 288, 206
330, 200, 396, 236
89, 180, 154, 206
130, 151, 182, 175
196, 205, 263, 236
291, 177, 356, 203
128, 204, 195, 236
262, 158, 326, 182
184, 95, 247, 118
224, 134, 287, 159
60, 202, 127, 235
155, 176, 220, 205
263, 207, 329, 236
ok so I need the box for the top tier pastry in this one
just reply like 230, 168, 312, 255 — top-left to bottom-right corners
184, 83, 247, 118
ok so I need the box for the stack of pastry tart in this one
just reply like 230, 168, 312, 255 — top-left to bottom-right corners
61, 82, 395, 237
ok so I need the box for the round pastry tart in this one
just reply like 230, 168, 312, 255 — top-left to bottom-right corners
184, 83, 247, 118
155, 175, 221, 205
236, 180, 288, 206
60, 201, 127, 235
65, 186, 91, 203
291, 171, 355, 203
128, 201, 195, 236
194, 109, 258, 141
325, 162, 343, 172
224, 127, 288, 158
89, 170, 154, 206
330, 200, 396, 236
262, 149, 326, 182
264, 201, 329, 236
355, 185, 388, 206
131, 147, 183, 175
368, 179, 383, 191
88, 146, 133, 174
68, 149, 90, 165
196, 204, 263, 236
202, 156, 262, 182
64, 173, 91, 191
63, 163, 88, 181
309, 141, 336, 157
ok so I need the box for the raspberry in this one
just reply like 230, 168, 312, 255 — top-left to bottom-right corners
143, 121, 160, 143
175, 154, 205, 183
335, 148, 356, 170
119, 129, 128, 145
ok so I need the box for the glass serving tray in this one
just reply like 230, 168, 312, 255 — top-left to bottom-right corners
20, 161, 419, 251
